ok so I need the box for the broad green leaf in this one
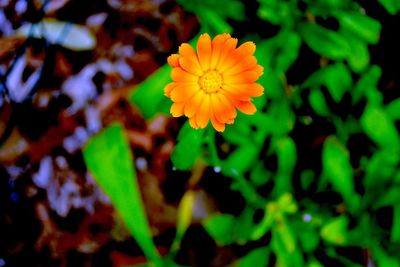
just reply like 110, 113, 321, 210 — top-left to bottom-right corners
204, 214, 236, 245
299, 22, 350, 60
237, 246, 270, 267
335, 11, 381, 44
224, 145, 258, 174
83, 124, 160, 263
378, 0, 400, 15
303, 63, 352, 103
322, 136, 358, 211
320, 216, 348, 245
346, 35, 370, 73
129, 64, 171, 119
171, 122, 205, 170
16, 18, 96, 51
361, 105, 400, 150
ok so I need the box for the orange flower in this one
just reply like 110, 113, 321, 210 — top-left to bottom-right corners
164, 33, 264, 132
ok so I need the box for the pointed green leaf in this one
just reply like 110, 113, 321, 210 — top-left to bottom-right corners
299, 22, 350, 60
83, 124, 160, 263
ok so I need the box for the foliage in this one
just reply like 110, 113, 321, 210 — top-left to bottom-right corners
83, 0, 400, 266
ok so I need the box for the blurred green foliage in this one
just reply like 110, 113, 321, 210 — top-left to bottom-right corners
84, 0, 400, 266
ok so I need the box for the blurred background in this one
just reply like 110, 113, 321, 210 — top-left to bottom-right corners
1, 0, 400, 266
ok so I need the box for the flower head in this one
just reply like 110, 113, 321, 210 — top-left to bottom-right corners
164, 33, 264, 132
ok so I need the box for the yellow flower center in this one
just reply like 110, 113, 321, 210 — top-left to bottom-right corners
199, 70, 222, 93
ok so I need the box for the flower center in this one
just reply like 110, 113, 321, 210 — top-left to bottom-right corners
199, 70, 222, 93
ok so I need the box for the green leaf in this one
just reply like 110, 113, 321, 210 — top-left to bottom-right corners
386, 98, 400, 120
346, 35, 370, 73
322, 136, 358, 212
16, 19, 96, 51
299, 228, 320, 253
335, 11, 381, 44
377, 0, 400, 15
224, 145, 258, 174
299, 22, 350, 60
258, 1, 292, 26
274, 137, 297, 194
129, 64, 171, 119
392, 204, 400, 242
237, 246, 270, 267
83, 124, 160, 263
204, 214, 236, 245
352, 65, 382, 103
365, 149, 399, 187
255, 31, 301, 73
320, 216, 348, 245
309, 89, 330, 116
198, 9, 232, 34
361, 105, 400, 150
371, 244, 400, 267
171, 122, 205, 170
303, 63, 352, 103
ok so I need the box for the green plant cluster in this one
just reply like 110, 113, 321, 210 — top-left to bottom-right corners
83, 0, 400, 266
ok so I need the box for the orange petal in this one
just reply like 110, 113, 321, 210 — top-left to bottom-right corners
197, 33, 212, 71
195, 94, 211, 128
189, 117, 199, 129
223, 83, 264, 99
216, 93, 237, 121
237, 101, 257, 115
223, 56, 257, 76
217, 50, 242, 73
164, 82, 176, 97
170, 102, 184, 117
221, 85, 251, 101
179, 43, 197, 58
171, 68, 198, 83
167, 54, 180, 67
210, 94, 230, 123
215, 38, 238, 70
184, 91, 204, 118
211, 115, 225, 132
171, 83, 200, 102
210, 33, 231, 69
252, 64, 264, 76
179, 57, 203, 76
223, 71, 259, 84
236, 42, 256, 56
